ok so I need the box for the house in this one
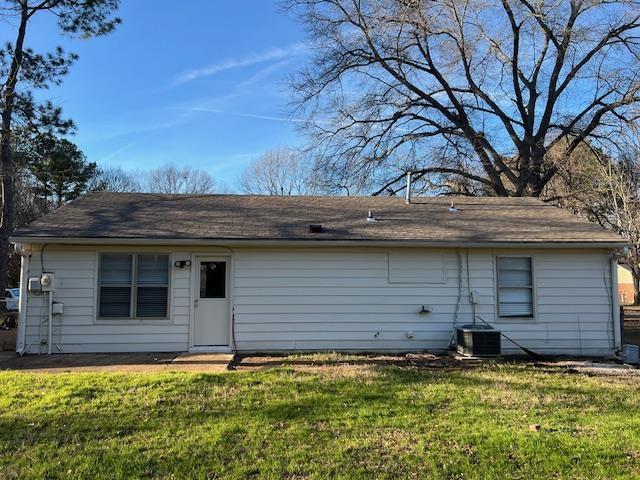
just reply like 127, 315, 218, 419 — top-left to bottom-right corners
10, 192, 627, 357
618, 264, 635, 305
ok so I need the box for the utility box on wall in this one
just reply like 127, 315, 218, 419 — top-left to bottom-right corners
52, 302, 64, 315
28, 277, 42, 293
456, 324, 501, 356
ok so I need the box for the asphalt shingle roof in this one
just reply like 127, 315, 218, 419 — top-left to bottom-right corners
11, 192, 625, 245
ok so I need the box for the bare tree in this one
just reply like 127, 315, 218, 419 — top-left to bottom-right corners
143, 164, 220, 194
544, 142, 640, 304
89, 166, 141, 193
239, 148, 321, 195
285, 0, 640, 197
598, 158, 640, 304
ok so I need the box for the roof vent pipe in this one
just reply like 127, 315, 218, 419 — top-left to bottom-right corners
405, 172, 412, 204
367, 211, 377, 223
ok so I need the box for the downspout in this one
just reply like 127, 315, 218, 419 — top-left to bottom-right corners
610, 254, 623, 358
15, 242, 31, 355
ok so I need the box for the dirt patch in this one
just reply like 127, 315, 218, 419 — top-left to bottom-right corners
229, 352, 640, 377
230, 352, 483, 372
1, 351, 636, 376
0, 328, 16, 351
535, 359, 640, 377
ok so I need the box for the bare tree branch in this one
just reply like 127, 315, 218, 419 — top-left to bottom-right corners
286, 0, 640, 197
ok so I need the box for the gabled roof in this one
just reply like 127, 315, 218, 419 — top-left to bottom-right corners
11, 192, 626, 247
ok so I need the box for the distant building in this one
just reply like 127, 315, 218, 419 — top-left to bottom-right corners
618, 265, 635, 305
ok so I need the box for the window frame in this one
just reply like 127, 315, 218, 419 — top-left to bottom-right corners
495, 255, 536, 320
96, 252, 172, 321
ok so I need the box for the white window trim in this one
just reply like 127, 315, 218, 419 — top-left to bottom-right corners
95, 251, 173, 323
495, 254, 537, 321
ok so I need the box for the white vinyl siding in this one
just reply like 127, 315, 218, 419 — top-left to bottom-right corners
388, 252, 446, 283
232, 248, 615, 357
19, 245, 616, 357
21, 247, 190, 353
497, 257, 534, 317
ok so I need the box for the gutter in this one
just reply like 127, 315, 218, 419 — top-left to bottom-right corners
9, 236, 629, 250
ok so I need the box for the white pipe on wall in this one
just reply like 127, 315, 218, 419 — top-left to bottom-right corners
15, 245, 30, 355
47, 290, 53, 355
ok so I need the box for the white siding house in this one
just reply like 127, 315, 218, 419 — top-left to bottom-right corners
11, 193, 626, 357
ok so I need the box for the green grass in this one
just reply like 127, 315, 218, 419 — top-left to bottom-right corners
0, 362, 639, 479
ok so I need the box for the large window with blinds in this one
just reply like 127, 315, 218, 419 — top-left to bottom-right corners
496, 257, 534, 318
98, 253, 170, 319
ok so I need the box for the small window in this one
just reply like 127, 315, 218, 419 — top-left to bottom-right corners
199, 261, 226, 298
497, 257, 534, 318
98, 253, 169, 319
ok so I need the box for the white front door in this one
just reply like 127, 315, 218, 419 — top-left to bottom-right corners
193, 257, 230, 347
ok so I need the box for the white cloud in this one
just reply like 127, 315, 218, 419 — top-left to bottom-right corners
181, 106, 309, 124
173, 43, 307, 86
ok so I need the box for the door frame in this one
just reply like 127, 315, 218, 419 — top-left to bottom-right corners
189, 254, 233, 352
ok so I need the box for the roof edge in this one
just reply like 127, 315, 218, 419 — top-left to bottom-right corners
10, 235, 629, 250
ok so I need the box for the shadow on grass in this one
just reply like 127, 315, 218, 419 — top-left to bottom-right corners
2, 365, 634, 447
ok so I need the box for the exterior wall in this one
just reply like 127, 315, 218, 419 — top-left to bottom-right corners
233, 248, 616, 356
17, 245, 617, 357
20, 246, 192, 353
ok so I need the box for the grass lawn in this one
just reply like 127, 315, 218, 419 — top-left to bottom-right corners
0, 362, 639, 479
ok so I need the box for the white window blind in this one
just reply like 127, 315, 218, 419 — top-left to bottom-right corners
99, 254, 132, 317
98, 253, 169, 318
136, 255, 169, 317
497, 257, 533, 317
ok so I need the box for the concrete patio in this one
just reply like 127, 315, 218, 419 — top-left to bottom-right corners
0, 351, 234, 373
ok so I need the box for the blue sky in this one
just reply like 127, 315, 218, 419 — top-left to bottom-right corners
21, 1, 308, 186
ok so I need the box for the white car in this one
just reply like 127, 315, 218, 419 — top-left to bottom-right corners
4, 288, 19, 311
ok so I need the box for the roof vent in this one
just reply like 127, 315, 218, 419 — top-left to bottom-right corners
449, 201, 459, 213
405, 171, 412, 204
309, 224, 324, 233
367, 211, 377, 223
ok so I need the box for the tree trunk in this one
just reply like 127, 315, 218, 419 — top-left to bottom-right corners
0, 1, 28, 310
0, 118, 15, 308
633, 269, 640, 306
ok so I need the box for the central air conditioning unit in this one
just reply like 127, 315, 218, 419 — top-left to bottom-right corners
456, 324, 501, 357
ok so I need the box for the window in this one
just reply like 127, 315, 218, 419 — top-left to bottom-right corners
98, 253, 169, 318
199, 261, 226, 298
497, 257, 534, 318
